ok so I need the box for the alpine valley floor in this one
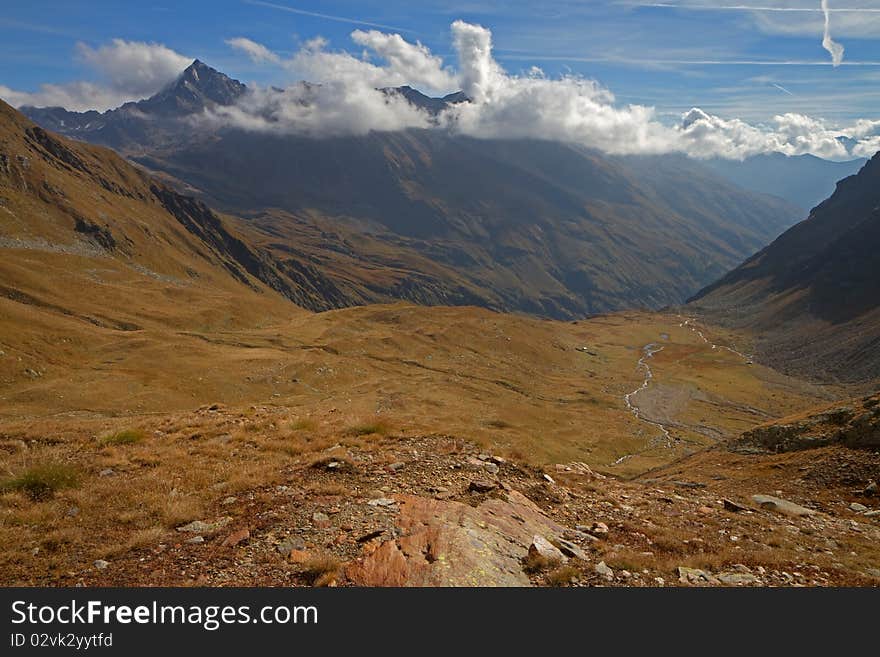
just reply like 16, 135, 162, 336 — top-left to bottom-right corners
3, 304, 878, 586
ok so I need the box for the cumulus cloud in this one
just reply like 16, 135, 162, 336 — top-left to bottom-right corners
1, 39, 191, 111
677, 108, 852, 159
0, 81, 131, 113
349, 30, 457, 92
226, 37, 281, 64
76, 39, 192, 96
202, 81, 433, 137
210, 20, 878, 160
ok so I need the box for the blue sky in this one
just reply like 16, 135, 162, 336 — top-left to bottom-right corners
2, 1, 879, 121
2, 1, 880, 160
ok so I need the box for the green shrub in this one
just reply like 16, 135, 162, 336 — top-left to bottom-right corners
1, 463, 80, 500
345, 421, 391, 437
100, 429, 145, 446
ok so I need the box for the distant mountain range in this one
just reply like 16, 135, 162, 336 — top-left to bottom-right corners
10, 60, 825, 318
690, 154, 880, 383
703, 153, 866, 213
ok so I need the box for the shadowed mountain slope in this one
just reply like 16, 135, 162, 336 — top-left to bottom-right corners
689, 154, 880, 383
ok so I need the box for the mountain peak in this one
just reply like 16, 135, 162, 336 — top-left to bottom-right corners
140, 59, 247, 115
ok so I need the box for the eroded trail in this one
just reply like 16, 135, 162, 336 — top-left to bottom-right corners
680, 317, 752, 362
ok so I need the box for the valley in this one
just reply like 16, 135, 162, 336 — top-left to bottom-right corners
1, 55, 878, 588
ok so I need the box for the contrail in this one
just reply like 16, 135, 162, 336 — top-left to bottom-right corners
772, 82, 795, 96
243, 0, 416, 33
822, 0, 845, 67
624, 3, 880, 11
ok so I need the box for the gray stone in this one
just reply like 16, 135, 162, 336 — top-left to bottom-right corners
850, 502, 868, 513
591, 521, 609, 535
483, 462, 500, 475
185, 536, 205, 544
93, 560, 109, 570
276, 536, 306, 556
865, 481, 878, 496
563, 529, 598, 543
677, 566, 719, 585
557, 538, 589, 560
751, 494, 816, 517
528, 535, 566, 563
717, 572, 759, 585
99, 468, 115, 477
367, 497, 397, 507
176, 517, 232, 533
595, 561, 614, 580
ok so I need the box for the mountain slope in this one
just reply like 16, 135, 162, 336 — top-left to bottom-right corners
0, 99, 348, 331
703, 153, 866, 213
689, 154, 880, 383
136, 127, 801, 317
16, 60, 804, 318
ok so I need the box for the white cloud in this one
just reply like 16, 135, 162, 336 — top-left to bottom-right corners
76, 39, 192, 96
206, 20, 880, 160
4, 20, 878, 161
821, 0, 845, 66
350, 30, 457, 93
201, 81, 433, 137
225, 37, 281, 64
1, 39, 191, 111
0, 81, 131, 113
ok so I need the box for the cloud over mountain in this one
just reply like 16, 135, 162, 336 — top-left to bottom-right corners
2, 20, 878, 160
213, 20, 878, 160
0, 39, 190, 111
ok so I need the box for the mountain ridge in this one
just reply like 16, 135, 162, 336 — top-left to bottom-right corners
689, 153, 880, 383
11, 59, 811, 318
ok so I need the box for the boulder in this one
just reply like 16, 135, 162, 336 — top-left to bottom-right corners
529, 535, 566, 563
751, 495, 816, 517
346, 490, 564, 586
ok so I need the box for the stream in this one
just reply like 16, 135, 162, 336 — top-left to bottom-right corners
614, 342, 674, 465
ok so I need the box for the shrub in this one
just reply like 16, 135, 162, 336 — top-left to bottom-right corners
523, 551, 561, 574
345, 420, 391, 437
100, 429, 145, 446
302, 554, 342, 586
1, 463, 80, 500
547, 565, 580, 587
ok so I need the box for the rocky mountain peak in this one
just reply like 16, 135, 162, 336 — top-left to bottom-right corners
142, 59, 246, 115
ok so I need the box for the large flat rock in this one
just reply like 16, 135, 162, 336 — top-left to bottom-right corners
346, 490, 564, 586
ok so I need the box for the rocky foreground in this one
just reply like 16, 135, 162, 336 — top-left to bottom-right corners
3, 394, 879, 587
80, 410, 880, 587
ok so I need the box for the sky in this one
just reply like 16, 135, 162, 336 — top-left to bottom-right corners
2, 1, 880, 159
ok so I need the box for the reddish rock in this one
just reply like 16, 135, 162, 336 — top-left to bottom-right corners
288, 549, 311, 564
346, 489, 564, 586
220, 528, 250, 548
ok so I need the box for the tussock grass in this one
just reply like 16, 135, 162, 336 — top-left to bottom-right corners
546, 565, 580, 586
301, 554, 342, 586
1, 462, 80, 500
523, 551, 561, 574
345, 420, 392, 437
100, 429, 145, 446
